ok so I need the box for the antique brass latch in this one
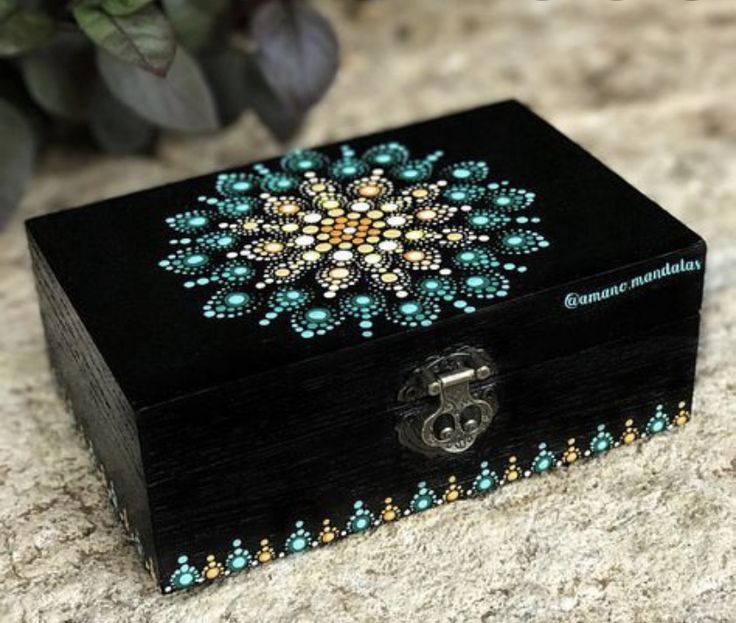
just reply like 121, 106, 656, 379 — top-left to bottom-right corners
397, 346, 497, 456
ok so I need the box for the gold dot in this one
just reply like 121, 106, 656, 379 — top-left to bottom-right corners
206, 555, 214, 562
302, 251, 320, 262
383, 510, 396, 522
329, 268, 349, 279
507, 470, 519, 482
405, 230, 425, 241
416, 209, 437, 221
357, 244, 374, 254
205, 567, 220, 580
322, 531, 335, 543
565, 452, 577, 464
381, 272, 398, 283
328, 208, 344, 218
303, 225, 319, 235
404, 250, 425, 262
338, 242, 352, 250
367, 210, 383, 220
264, 242, 284, 253
282, 223, 299, 233
447, 232, 463, 242
243, 221, 258, 231
412, 188, 429, 198
275, 268, 290, 277
446, 490, 459, 502
322, 199, 340, 209
258, 552, 272, 563
279, 203, 300, 215
623, 432, 636, 444
315, 243, 332, 253
383, 229, 401, 239
365, 253, 381, 264
311, 183, 326, 192
366, 236, 380, 244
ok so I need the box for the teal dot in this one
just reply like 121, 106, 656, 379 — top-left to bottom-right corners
226, 293, 249, 307
400, 302, 420, 316
467, 276, 485, 288
402, 169, 417, 179
506, 235, 523, 246
471, 215, 489, 226
301, 330, 314, 339
291, 537, 307, 551
286, 290, 301, 300
376, 154, 391, 164
298, 159, 312, 168
343, 165, 356, 174
652, 419, 665, 432
306, 308, 329, 322
453, 168, 470, 179
231, 557, 245, 570
186, 254, 206, 266
233, 181, 250, 191
423, 279, 439, 290
451, 191, 466, 201
354, 295, 371, 306
417, 498, 430, 510
189, 216, 207, 226
179, 572, 193, 586
233, 266, 248, 275
459, 251, 475, 262
495, 196, 511, 206
217, 236, 233, 246
536, 457, 552, 472
359, 320, 372, 329
478, 478, 491, 491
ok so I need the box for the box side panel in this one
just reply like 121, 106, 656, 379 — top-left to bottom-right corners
27, 234, 158, 584
141, 254, 702, 594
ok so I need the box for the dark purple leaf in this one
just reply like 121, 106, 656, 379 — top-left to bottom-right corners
250, 0, 339, 112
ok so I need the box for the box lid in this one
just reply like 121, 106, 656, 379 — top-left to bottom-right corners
26, 101, 704, 410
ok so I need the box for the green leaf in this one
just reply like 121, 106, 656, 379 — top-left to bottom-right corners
21, 32, 95, 121
162, 0, 226, 51
0, 99, 35, 229
251, 0, 339, 111
101, 0, 154, 17
89, 81, 156, 154
0, 7, 54, 57
0, 0, 19, 21
97, 46, 219, 132
73, 3, 176, 76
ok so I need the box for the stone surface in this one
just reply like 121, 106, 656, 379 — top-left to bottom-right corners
1, 1, 734, 621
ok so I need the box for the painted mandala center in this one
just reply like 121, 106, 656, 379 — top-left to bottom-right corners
158, 142, 550, 339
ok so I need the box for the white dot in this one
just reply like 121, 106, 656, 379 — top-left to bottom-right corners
295, 235, 314, 246
333, 250, 354, 262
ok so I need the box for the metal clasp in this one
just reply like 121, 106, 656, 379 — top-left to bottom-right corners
397, 346, 497, 456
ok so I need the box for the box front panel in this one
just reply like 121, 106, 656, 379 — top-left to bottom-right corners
142, 312, 699, 593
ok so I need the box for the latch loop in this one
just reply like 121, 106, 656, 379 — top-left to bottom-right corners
397, 346, 497, 455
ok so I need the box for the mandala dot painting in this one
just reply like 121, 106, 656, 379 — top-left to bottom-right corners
158, 143, 550, 339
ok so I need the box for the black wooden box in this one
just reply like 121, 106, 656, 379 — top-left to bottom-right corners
26, 101, 706, 593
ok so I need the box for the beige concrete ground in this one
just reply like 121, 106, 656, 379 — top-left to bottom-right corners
0, 1, 734, 621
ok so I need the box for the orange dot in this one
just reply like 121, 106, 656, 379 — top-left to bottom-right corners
368, 229, 381, 236
329, 237, 341, 245
359, 185, 380, 197
336, 216, 347, 224
347, 220, 359, 227
360, 218, 372, 225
